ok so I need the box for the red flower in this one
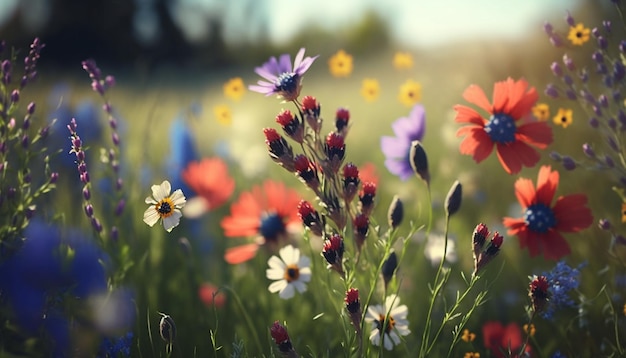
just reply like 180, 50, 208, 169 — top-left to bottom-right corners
358, 162, 379, 186
482, 321, 530, 358
182, 158, 234, 216
503, 165, 593, 260
454, 78, 553, 174
221, 180, 302, 264
198, 283, 226, 308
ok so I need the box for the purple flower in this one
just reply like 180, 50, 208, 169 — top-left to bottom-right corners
380, 104, 426, 180
249, 48, 318, 101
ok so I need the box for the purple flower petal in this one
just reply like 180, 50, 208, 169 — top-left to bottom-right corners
381, 136, 409, 158
384, 158, 413, 181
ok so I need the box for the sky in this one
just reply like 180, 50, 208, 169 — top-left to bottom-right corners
0, 0, 582, 48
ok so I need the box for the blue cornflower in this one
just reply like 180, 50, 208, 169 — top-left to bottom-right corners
541, 260, 584, 319
98, 332, 133, 358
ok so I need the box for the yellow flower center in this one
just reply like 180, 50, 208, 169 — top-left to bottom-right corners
156, 197, 175, 218
284, 264, 300, 282
376, 314, 395, 334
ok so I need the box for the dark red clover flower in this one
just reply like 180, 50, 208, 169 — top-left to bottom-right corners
297, 200, 323, 236
335, 107, 350, 136
294, 154, 319, 191
342, 163, 360, 202
353, 213, 369, 251
322, 233, 345, 275
324, 132, 345, 173
276, 109, 303, 143
529, 275, 550, 314
301, 95, 321, 133
264, 128, 295, 172
249, 48, 318, 102
270, 321, 297, 356
359, 182, 377, 217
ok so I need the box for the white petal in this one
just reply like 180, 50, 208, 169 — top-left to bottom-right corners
385, 294, 399, 310
292, 280, 307, 294
369, 329, 380, 346
279, 245, 298, 264
181, 197, 208, 218
389, 331, 401, 345
395, 325, 411, 336
267, 255, 286, 271
153, 180, 171, 201
143, 207, 159, 226
298, 270, 311, 283
145, 196, 157, 204
297, 255, 310, 269
389, 304, 408, 319
383, 333, 394, 350
366, 305, 382, 320
268, 280, 287, 293
278, 283, 295, 299
266, 267, 285, 280
170, 189, 186, 207
162, 211, 182, 232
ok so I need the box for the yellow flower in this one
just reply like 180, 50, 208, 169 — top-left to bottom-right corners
214, 105, 232, 126
223, 77, 245, 101
360, 78, 380, 102
464, 353, 480, 358
328, 50, 353, 78
568, 23, 591, 46
532, 103, 550, 122
553, 108, 573, 128
523, 323, 536, 337
398, 79, 422, 106
621, 202, 626, 223
461, 329, 476, 342
393, 52, 413, 70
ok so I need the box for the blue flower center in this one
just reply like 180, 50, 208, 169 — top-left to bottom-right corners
157, 201, 171, 214
259, 212, 285, 241
275, 72, 298, 94
485, 113, 516, 144
524, 203, 556, 233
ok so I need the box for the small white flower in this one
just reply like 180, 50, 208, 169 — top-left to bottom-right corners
365, 294, 411, 351
143, 180, 186, 232
266, 245, 311, 299
424, 233, 457, 267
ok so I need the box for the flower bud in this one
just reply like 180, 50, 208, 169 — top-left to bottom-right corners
159, 313, 176, 344
387, 195, 404, 229
409, 140, 430, 185
381, 251, 398, 289
445, 180, 462, 216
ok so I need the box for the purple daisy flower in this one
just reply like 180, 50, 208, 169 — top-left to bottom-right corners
381, 104, 426, 180
249, 48, 318, 102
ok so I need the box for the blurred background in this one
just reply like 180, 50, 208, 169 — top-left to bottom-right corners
1, 0, 625, 355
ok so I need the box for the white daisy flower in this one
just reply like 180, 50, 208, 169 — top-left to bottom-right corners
365, 294, 411, 351
266, 245, 311, 299
143, 180, 186, 232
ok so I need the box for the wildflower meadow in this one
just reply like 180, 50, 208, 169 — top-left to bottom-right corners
1, 1, 626, 357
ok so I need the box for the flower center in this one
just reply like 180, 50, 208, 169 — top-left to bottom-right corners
376, 314, 396, 334
284, 264, 300, 282
156, 198, 174, 218
524, 203, 556, 233
275, 72, 298, 94
485, 113, 516, 144
259, 212, 286, 241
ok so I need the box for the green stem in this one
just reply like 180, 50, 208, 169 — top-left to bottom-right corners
221, 286, 264, 354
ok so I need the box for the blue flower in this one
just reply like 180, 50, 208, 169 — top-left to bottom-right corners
540, 260, 584, 320
380, 104, 426, 180
98, 332, 133, 357
166, 116, 199, 196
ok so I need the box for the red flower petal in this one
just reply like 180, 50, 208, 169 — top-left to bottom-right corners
491, 79, 511, 114
534, 165, 558, 206
453, 104, 487, 125
221, 191, 262, 237
553, 194, 593, 232
503, 217, 526, 233
540, 230, 571, 260
495, 140, 540, 174
224, 243, 259, 264
508, 80, 538, 120
515, 227, 542, 257
516, 122, 553, 149
182, 158, 235, 210
462, 84, 492, 113
458, 127, 494, 163
513, 177, 536, 208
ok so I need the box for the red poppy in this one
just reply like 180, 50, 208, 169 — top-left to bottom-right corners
182, 158, 235, 216
221, 180, 302, 264
198, 283, 226, 308
503, 165, 593, 260
482, 321, 530, 358
454, 78, 553, 174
